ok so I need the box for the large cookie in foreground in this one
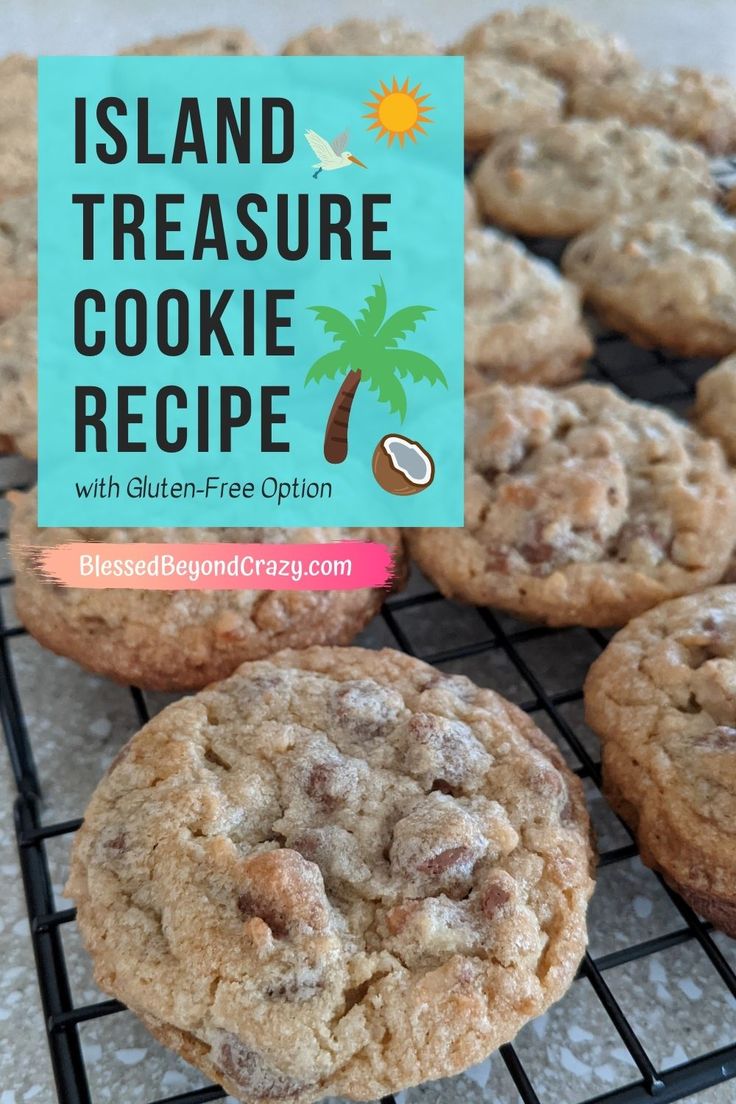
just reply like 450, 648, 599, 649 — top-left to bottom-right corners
585, 587, 736, 935
408, 383, 736, 627
67, 645, 594, 1104
9, 489, 404, 691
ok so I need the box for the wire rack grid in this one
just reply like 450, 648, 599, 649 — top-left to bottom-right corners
2, 275, 736, 1104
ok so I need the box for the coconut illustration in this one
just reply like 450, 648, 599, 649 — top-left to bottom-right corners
372, 434, 435, 495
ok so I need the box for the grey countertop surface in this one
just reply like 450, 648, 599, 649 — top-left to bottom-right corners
2, 2, 736, 1102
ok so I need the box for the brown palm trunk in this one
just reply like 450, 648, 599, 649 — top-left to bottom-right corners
324, 369, 361, 464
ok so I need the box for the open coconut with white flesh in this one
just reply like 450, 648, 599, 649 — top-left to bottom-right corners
372, 434, 435, 495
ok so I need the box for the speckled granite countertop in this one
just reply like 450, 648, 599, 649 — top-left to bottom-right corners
3, 3, 736, 1102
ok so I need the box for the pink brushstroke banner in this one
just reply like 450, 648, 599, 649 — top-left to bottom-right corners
30, 541, 398, 591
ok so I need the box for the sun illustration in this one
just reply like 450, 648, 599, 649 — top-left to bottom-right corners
363, 77, 433, 147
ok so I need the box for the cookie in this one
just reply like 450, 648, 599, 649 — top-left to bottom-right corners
570, 67, 736, 156
282, 18, 437, 56
452, 7, 635, 86
464, 227, 591, 388
563, 200, 736, 357
585, 586, 736, 935
0, 304, 36, 459
0, 193, 36, 321
695, 356, 736, 463
122, 27, 261, 55
464, 55, 564, 155
9, 489, 405, 691
0, 55, 37, 202
472, 120, 714, 238
66, 645, 594, 1103
408, 382, 736, 628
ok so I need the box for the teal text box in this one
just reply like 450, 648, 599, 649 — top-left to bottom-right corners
38, 55, 464, 527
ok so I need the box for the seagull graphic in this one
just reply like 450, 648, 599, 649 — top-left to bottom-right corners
305, 129, 367, 179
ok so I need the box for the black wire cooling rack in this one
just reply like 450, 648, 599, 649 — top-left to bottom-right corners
3, 306, 736, 1104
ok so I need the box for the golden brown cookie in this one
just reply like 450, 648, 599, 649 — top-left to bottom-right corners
408, 383, 736, 627
452, 7, 635, 86
563, 200, 736, 357
67, 645, 594, 1103
473, 120, 713, 238
585, 586, 736, 935
570, 67, 736, 156
464, 227, 591, 387
9, 489, 405, 690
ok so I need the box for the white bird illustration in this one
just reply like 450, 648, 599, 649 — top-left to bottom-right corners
305, 129, 367, 179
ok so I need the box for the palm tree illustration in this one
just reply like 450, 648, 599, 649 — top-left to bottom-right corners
305, 279, 447, 464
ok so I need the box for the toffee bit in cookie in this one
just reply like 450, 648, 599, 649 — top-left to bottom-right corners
236, 849, 331, 938
333, 679, 403, 739
400, 712, 492, 791
390, 793, 490, 894
476, 871, 516, 918
212, 1031, 309, 1099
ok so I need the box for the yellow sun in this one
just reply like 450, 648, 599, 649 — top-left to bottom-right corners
363, 77, 433, 147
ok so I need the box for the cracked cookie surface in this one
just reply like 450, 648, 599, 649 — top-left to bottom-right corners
473, 119, 714, 238
67, 645, 594, 1104
585, 586, 736, 936
464, 227, 591, 388
9, 489, 404, 691
570, 67, 736, 156
282, 19, 437, 56
408, 383, 736, 627
563, 200, 736, 357
452, 6, 635, 85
